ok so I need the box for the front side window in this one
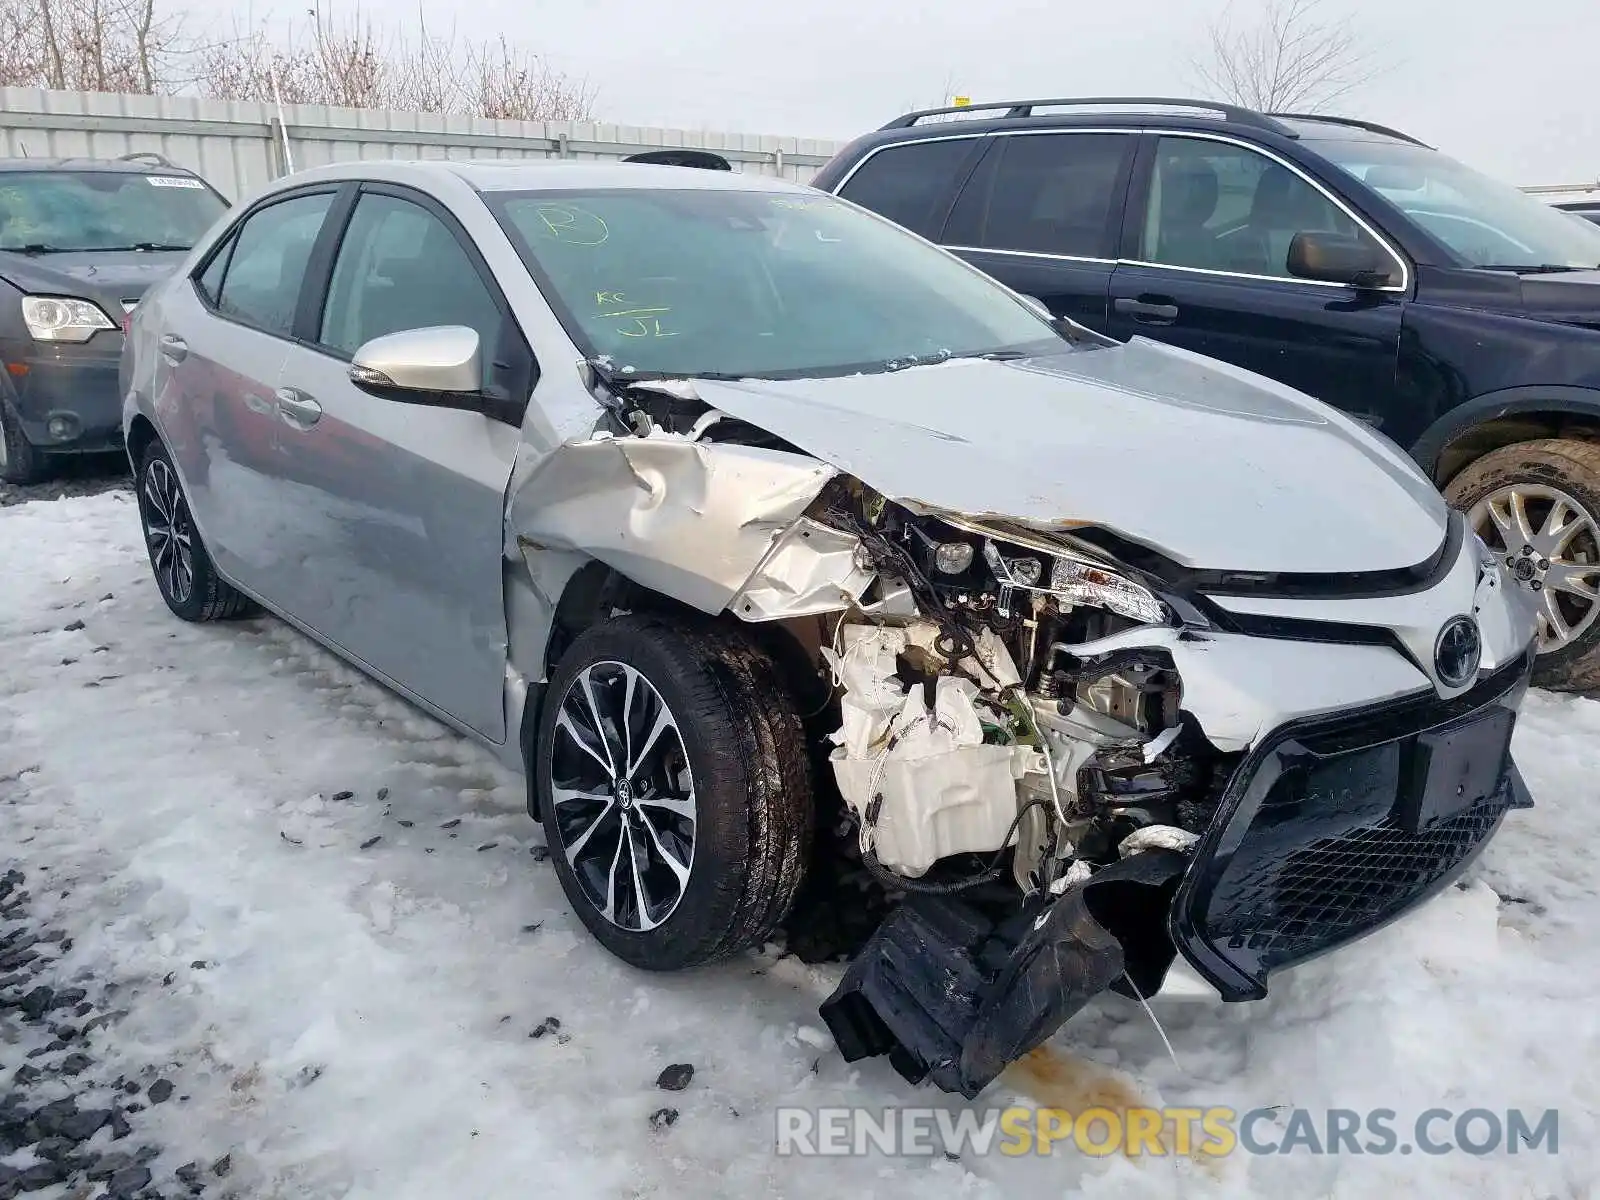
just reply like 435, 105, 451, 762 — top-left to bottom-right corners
1317, 138, 1600, 270
1140, 137, 1387, 279
946, 133, 1132, 258
835, 139, 978, 237
0, 171, 226, 252
319, 193, 503, 386
213, 192, 334, 337
487, 187, 1062, 380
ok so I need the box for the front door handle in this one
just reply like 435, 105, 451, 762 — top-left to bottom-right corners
1114, 297, 1180, 325
275, 387, 323, 429
159, 334, 188, 363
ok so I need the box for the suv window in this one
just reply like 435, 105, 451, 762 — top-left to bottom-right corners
1141, 136, 1383, 279
836, 139, 978, 237
945, 133, 1132, 258
213, 192, 334, 336
0, 170, 225, 252
319, 192, 503, 386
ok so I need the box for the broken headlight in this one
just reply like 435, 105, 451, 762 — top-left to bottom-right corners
982, 539, 1167, 624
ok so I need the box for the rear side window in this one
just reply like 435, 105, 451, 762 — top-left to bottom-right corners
836, 139, 978, 237
947, 133, 1133, 258
212, 192, 334, 337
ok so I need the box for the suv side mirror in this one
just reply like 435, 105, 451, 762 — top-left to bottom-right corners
1287, 231, 1395, 290
348, 325, 521, 424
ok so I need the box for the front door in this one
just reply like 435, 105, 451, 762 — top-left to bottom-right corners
938, 130, 1139, 334
260, 186, 532, 742
1106, 134, 1405, 428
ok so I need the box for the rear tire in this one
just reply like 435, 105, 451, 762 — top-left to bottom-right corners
0, 395, 49, 486
536, 615, 813, 971
1445, 437, 1600, 690
134, 438, 257, 622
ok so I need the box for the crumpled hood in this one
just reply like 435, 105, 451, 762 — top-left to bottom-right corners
0, 249, 187, 312
693, 337, 1450, 574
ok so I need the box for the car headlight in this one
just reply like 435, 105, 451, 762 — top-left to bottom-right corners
21, 296, 116, 343
982, 539, 1167, 624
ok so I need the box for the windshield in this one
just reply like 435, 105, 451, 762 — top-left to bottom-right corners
0, 171, 226, 253
487, 187, 1063, 379
1317, 139, 1600, 270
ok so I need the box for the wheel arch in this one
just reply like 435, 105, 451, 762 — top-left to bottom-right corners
1414, 387, 1600, 487
520, 560, 832, 816
125, 413, 161, 471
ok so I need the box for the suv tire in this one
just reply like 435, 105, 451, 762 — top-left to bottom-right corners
0, 395, 49, 486
1445, 437, 1600, 690
536, 615, 813, 971
135, 439, 258, 622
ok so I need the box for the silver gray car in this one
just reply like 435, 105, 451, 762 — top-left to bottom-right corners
122, 160, 1538, 1098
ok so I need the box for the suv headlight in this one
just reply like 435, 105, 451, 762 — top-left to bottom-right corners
21, 296, 116, 343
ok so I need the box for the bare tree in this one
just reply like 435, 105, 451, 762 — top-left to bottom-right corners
0, 0, 196, 92
1189, 0, 1385, 114
194, 4, 595, 121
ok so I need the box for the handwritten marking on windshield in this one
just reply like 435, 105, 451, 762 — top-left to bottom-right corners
533, 204, 609, 245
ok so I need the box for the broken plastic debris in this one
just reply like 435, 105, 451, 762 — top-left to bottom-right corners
1118, 825, 1200, 857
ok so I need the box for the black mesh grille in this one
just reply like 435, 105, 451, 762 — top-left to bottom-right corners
1206, 790, 1512, 965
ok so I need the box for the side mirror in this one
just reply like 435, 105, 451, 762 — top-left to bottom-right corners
350, 325, 481, 395
1017, 293, 1053, 320
1287, 231, 1396, 290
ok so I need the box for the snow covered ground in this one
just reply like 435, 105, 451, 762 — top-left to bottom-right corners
2, 490, 1598, 1199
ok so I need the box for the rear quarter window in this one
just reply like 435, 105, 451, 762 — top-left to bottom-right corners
835, 138, 979, 237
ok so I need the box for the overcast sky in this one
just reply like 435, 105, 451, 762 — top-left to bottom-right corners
244, 0, 1599, 186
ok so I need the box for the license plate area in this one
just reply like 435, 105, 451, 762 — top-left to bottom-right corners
1398, 707, 1515, 833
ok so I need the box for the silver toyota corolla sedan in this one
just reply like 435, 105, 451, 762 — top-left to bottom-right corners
122, 160, 1538, 1097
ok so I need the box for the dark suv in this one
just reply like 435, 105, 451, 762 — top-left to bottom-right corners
0, 153, 228, 485
813, 97, 1600, 689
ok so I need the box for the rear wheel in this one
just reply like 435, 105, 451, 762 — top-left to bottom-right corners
536, 615, 813, 971
0, 395, 50, 486
1445, 438, 1600, 689
135, 439, 257, 622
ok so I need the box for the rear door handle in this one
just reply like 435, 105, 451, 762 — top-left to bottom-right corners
1114, 297, 1180, 325
159, 334, 188, 363
275, 387, 323, 429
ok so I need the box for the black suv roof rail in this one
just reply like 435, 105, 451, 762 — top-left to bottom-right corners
116, 150, 189, 171
882, 96, 1300, 136
1265, 112, 1431, 147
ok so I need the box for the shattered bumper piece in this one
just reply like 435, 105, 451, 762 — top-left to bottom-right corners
820, 852, 1189, 1099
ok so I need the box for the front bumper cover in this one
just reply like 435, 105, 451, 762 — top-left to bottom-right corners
1172, 643, 1535, 1001
820, 646, 1534, 1097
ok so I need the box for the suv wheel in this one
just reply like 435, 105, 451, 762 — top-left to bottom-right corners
135, 439, 257, 622
535, 615, 813, 971
0, 395, 49, 486
1445, 438, 1600, 689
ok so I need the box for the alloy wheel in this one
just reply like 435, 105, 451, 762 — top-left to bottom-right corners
141, 458, 196, 606
1470, 483, 1600, 652
547, 661, 697, 932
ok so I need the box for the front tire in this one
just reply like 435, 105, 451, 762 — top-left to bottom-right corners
0, 395, 49, 486
536, 615, 813, 971
1445, 438, 1600, 689
135, 439, 257, 622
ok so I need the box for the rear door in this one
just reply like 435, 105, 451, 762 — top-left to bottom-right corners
937, 131, 1137, 332
1106, 133, 1406, 425
252, 184, 533, 742
158, 187, 338, 593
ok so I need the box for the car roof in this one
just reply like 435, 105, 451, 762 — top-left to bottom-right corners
284, 158, 813, 194
0, 157, 196, 174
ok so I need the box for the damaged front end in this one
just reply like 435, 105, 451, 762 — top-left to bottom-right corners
514, 370, 1536, 1101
